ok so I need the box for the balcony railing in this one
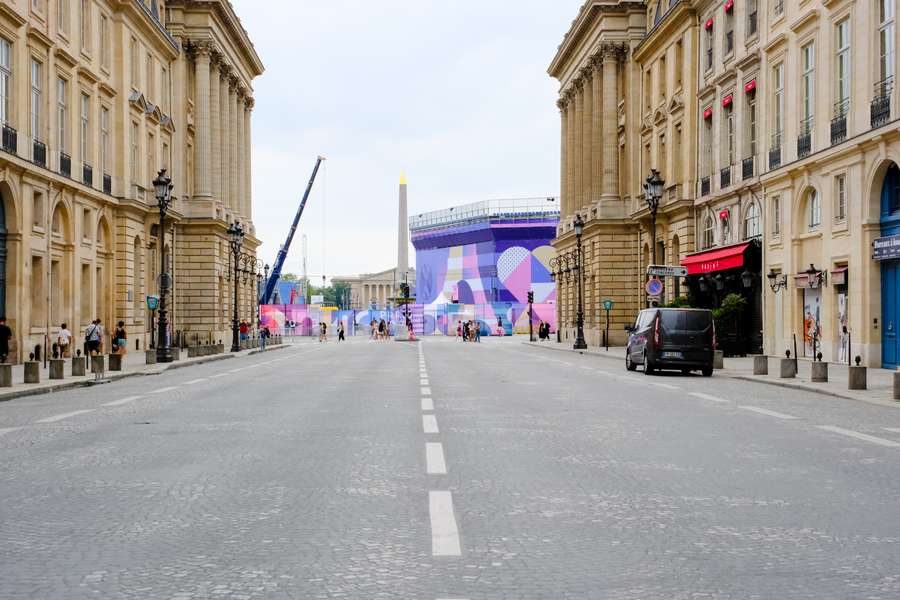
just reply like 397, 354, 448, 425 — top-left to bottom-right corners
59, 152, 71, 177
82, 163, 93, 186
831, 99, 849, 145
700, 176, 710, 197
720, 165, 732, 189
103, 173, 112, 195
1, 123, 16, 154
32, 139, 47, 167
742, 156, 754, 180
769, 134, 782, 170
797, 117, 813, 158
871, 77, 893, 129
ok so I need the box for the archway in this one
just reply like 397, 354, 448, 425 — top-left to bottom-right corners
879, 162, 900, 367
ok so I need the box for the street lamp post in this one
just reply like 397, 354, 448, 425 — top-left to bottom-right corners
153, 169, 174, 363
573, 214, 587, 350
228, 222, 244, 352
643, 168, 664, 266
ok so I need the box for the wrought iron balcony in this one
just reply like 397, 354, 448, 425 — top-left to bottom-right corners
831, 99, 849, 145
871, 77, 893, 129
720, 165, 732, 189
59, 151, 71, 177
103, 173, 112, 195
1, 123, 16, 154
700, 176, 710, 197
768, 134, 782, 170
32, 139, 47, 167
742, 156, 754, 180
82, 162, 93, 186
797, 118, 813, 158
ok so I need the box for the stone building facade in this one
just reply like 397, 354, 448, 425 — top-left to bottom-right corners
333, 268, 416, 311
0, 0, 262, 361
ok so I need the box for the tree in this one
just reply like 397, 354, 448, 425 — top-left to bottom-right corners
280, 273, 298, 282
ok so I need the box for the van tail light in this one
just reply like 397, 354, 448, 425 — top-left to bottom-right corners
711, 321, 717, 350
654, 318, 661, 347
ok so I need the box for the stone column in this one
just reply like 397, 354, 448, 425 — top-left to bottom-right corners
244, 100, 253, 223
557, 99, 568, 218
193, 42, 213, 200
236, 91, 246, 222
228, 81, 239, 218
209, 54, 222, 210
573, 78, 584, 211
601, 43, 623, 201
580, 65, 593, 210
565, 92, 576, 218
219, 65, 231, 215
591, 55, 603, 205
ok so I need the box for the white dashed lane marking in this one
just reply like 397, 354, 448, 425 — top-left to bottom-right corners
421, 386, 432, 396
421, 397, 434, 411
739, 406, 799, 420
426, 442, 447, 474
423, 414, 439, 434
37, 409, 94, 423
690, 392, 730, 403
647, 382, 681, 391
184, 378, 207, 385
817, 425, 900, 448
148, 386, 177, 395
429, 491, 461, 556
420, 378, 430, 386
209, 373, 229, 379
102, 395, 143, 407
0, 427, 21, 437
884, 427, 900, 433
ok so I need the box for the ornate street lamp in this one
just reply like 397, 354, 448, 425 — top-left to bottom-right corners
805, 263, 827, 288
643, 169, 664, 266
767, 268, 788, 293
228, 221, 244, 352
573, 213, 587, 350
153, 169, 174, 363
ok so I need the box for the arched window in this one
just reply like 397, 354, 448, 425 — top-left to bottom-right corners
702, 215, 715, 249
744, 202, 761, 239
807, 189, 821, 229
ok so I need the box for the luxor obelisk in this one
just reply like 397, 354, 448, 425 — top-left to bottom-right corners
398, 173, 409, 282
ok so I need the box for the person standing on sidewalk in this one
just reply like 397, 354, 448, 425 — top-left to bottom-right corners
0, 317, 11, 363
85, 320, 103, 356
57, 323, 72, 357
338, 322, 346, 342
113, 321, 127, 355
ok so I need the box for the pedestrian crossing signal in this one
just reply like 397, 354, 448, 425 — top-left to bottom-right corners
527, 291, 534, 304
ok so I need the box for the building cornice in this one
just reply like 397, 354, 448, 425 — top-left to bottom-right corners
633, 0, 695, 61
548, 1, 644, 78
0, 4, 27, 28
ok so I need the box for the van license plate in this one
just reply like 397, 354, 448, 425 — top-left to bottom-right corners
662, 351, 683, 359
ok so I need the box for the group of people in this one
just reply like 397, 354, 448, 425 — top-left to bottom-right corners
536, 320, 552, 341
370, 319, 394, 341
458, 320, 482, 342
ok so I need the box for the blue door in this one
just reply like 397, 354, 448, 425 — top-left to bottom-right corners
881, 164, 900, 368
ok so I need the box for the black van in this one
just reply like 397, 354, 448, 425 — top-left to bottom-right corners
625, 308, 715, 376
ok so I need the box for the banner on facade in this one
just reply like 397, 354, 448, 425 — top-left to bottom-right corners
873, 234, 900, 260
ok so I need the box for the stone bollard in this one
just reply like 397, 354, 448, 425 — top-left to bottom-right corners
753, 355, 769, 375
811, 361, 828, 382
49, 358, 66, 380
848, 358, 867, 390
145, 350, 157, 365
72, 356, 86, 376
779, 358, 796, 378
0, 363, 12, 387
91, 355, 105, 374
24, 361, 40, 384
894, 372, 900, 401
108, 353, 123, 372
713, 350, 724, 370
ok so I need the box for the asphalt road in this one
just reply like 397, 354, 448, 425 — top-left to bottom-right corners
1, 337, 900, 599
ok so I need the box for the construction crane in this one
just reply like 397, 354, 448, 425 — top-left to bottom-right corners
261, 156, 325, 305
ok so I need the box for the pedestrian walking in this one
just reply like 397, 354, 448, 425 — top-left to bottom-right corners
474, 320, 481, 342
57, 323, 72, 357
378, 319, 386, 340
113, 321, 127, 355
85, 319, 103, 356
0, 317, 11, 363
260, 326, 269, 350
462, 321, 469, 342
370, 319, 377, 339
338, 322, 345, 342
239, 320, 249, 342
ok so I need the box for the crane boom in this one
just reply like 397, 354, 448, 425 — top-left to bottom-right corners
261, 156, 325, 305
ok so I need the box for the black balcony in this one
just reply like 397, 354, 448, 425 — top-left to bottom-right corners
720, 166, 731, 189
797, 132, 812, 158
103, 173, 112, 195
768, 145, 781, 171
1, 123, 16, 154
871, 78, 893, 129
742, 156, 754, 180
830, 102, 848, 146
32, 139, 47, 167
82, 163, 93, 186
700, 176, 710, 197
59, 152, 71, 177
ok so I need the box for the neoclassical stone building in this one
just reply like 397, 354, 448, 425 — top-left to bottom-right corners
0, 0, 262, 361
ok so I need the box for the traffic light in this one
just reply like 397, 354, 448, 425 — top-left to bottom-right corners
527, 291, 534, 304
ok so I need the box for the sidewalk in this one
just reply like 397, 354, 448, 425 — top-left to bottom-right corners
0, 343, 289, 403
523, 340, 900, 409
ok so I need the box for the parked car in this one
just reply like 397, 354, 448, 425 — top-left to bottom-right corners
625, 308, 715, 376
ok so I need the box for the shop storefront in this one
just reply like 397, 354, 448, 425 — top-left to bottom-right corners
681, 239, 763, 356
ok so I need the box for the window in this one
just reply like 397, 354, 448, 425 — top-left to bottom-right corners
801, 42, 815, 133
130, 121, 139, 185
673, 126, 682, 181
57, 0, 68, 34
747, 0, 758, 38
146, 55, 154, 99
80, 92, 90, 164
659, 55, 667, 101
878, 0, 894, 84
808, 189, 821, 229
32, 0, 45, 13
835, 174, 846, 222
658, 133, 666, 180
705, 25, 714, 71
130, 38, 139, 89
724, 10, 734, 55
161, 67, 169, 111
644, 69, 651, 112
771, 195, 781, 236
675, 39, 683, 88
31, 59, 42, 141
773, 63, 784, 146
33, 190, 44, 229
702, 215, 715, 249
744, 202, 761, 239
162, 140, 169, 170
722, 104, 735, 165
99, 14, 109, 68
147, 132, 155, 184
835, 19, 850, 115
82, 207, 91, 240
57, 78, 67, 152
100, 106, 108, 173
747, 93, 757, 156
80, 0, 90, 53
0, 39, 10, 125
702, 115, 713, 175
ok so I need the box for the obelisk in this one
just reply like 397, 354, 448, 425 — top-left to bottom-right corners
398, 173, 409, 281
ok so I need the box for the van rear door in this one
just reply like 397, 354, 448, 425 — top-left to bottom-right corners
658, 310, 713, 357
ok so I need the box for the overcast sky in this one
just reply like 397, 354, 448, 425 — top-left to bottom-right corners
231, 0, 583, 282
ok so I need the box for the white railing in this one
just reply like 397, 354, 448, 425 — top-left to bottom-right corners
409, 197, 559, 232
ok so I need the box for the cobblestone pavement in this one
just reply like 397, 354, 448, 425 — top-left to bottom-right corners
1, 337, 900, 599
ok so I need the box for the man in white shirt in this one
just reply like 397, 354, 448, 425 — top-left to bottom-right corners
57, 323, 72, 358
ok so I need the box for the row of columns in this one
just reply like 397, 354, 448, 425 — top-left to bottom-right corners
363, 283, 394, 308
558, 42, 627, 219
191, 40, 253, 224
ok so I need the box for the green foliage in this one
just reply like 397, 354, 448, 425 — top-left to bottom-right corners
665, 296, 692, 308
280, 273, 298, 282
712, 293, 747, 323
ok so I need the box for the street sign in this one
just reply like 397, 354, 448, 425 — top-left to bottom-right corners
645, 278, 664, 296
602, 299, 614, 311
646, 265, 688, 278
146, 295, 159, 311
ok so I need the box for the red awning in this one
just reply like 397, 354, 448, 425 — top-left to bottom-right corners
724, 0, 734, 12
744, 79, 757, 94
831, 266, 848, 286
682, 242, 751, 275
